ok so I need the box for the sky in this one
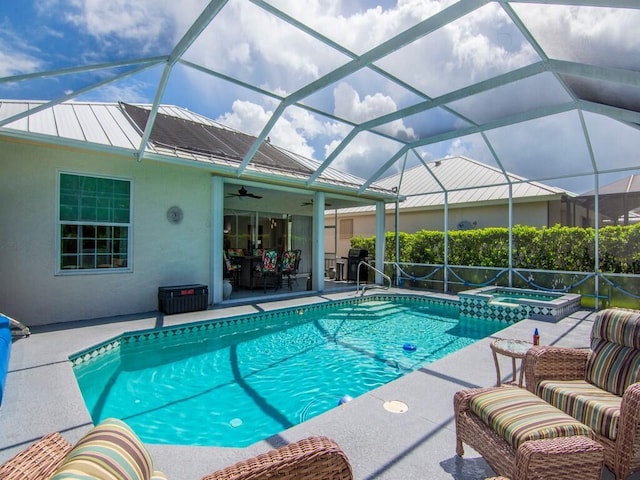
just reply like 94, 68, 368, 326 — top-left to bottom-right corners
1, 0, 640, 195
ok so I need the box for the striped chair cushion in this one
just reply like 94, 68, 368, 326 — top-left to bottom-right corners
590, 308, 640, 348
469, 387, 593, 450
585, 308, 640, 396
49, 418, 167, 480
537, 379, 622, 440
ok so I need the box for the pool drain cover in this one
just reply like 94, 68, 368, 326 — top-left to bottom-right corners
230, 418, 243, 427
383, 400, 408, 413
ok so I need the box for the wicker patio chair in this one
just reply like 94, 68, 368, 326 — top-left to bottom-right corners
0, 432, 73, 480
523, 308, 640, 480
201, 436, 353, 480
0, 430, 352, 480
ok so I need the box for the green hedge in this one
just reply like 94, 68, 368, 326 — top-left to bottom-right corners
351, 224, 640, 274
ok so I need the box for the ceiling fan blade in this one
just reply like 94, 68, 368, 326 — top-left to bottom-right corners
247, 193, 262, 199
302, 200, 331, 206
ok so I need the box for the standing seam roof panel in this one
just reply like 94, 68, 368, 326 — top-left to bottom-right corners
0, 102, 29, 130
158, 105, 221, 127
28, 105, 57, 136
105, 105, 146, 151
53, 104, 85, 141
73, 104, 111, 145
91, 105, 137, 149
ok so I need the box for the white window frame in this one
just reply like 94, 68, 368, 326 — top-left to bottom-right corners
56, 171, 133, 275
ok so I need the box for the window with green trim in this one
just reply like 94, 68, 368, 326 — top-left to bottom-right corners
59, 173, 131, 272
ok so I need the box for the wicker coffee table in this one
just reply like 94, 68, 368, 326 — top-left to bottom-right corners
490, 338, 532, 387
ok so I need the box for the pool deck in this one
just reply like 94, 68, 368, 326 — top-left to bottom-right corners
1, 288, 636, 480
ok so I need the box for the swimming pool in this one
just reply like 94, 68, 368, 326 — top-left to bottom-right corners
70, 295, 503, 447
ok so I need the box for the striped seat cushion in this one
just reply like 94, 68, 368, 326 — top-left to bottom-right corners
469, 387, 593, 450
49, 418, 168, 480
585, 308, 640, 396
537, 379, 622, 440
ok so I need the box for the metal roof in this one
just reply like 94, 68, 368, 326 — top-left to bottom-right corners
1, 1, 639, 199
0, 99, 392, 200
581, 174, 640, 196
337, 155, 567, 213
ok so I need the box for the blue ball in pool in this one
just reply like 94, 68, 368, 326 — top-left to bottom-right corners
403, 342, 417, 352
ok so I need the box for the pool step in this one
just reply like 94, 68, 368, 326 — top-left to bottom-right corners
488, 300, 520, 309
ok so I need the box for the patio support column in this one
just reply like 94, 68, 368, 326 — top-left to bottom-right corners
211, 176, 224, 304
508, 184, 513, 287
395, 198, 400, 286
594, 175, 600, 308
444, 191, 449, 292
312, 191, 325, 292
375, 201, 385, 285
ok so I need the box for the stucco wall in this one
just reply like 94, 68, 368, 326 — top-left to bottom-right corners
329, 201, 554, 259
0, 140, 211, 325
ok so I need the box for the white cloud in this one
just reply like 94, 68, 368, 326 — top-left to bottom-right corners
215, 100, 321, 160
0, 45, 42, 77
0, 20, 45, 76
216, 100, 271, 136
58, 0, 207, 55
78, 79, 151, 103
329, 132, 403, 179
513, 4, 640, 68
267, 0, 445, 54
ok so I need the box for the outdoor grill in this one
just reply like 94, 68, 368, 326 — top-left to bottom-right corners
345, 248, 369, 282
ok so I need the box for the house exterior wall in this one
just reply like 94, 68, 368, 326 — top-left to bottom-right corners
0, 140, 212, 325
329, 201, 555, 259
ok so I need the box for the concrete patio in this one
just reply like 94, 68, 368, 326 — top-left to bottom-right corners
1, 289, 636, 479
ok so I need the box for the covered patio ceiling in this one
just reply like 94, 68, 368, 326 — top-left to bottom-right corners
1, 1, 639, 197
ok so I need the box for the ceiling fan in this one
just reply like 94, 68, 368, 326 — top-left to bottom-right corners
226, 186, 262, 199
301, 199, 331, 206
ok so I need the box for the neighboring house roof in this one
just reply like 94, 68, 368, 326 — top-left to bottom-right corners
577, 175, 640, 222
0, 99, 393, 200
580, 175, 640, 196
337, 156, 569, 214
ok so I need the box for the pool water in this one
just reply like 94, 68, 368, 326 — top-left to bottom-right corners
72, 299, 503, 447
491, 291, 560, 302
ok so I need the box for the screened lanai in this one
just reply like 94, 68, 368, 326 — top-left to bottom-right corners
1, 0, 640, 308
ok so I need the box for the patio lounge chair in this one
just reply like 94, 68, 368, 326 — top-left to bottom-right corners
0, 418, 353, 480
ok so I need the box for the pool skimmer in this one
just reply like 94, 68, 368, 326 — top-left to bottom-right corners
383, 400, 408, 413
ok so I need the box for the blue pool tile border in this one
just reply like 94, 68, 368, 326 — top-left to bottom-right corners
69, 294, 458, 367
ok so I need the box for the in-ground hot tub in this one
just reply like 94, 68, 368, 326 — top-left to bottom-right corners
458, 286, 581, 323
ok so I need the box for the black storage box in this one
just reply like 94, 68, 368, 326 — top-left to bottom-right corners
158, 284, 208, 315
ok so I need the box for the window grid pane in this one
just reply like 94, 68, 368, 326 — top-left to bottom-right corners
59, 173, 131, 271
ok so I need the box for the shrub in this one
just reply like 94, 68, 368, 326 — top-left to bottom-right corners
353, 224, 640, 274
